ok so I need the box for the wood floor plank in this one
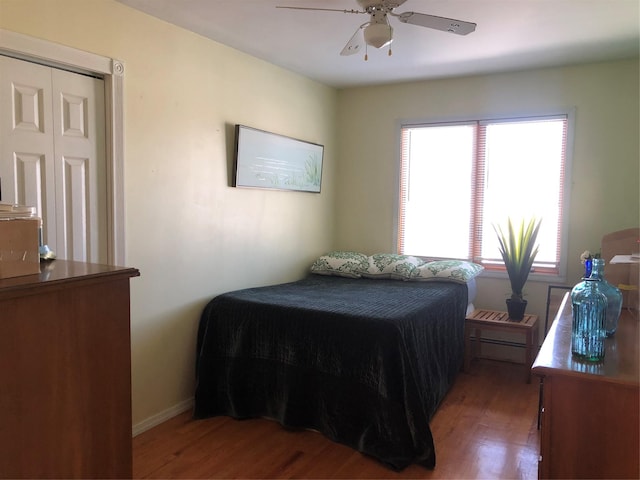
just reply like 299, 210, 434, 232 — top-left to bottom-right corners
134, 359, 540, 479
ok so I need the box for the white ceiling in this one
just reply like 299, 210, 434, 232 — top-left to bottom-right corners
116, 0, 640, 88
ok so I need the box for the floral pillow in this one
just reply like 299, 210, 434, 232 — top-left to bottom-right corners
412, 260, 484, 283
310, 251, 369, 278
362, 253, 425, 280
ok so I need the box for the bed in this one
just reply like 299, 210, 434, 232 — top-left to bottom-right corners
194, 253, 482, 470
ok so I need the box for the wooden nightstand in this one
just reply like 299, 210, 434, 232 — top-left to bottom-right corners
464, 309, 539, 383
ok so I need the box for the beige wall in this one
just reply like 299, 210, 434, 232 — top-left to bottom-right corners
335, 59, 639, 325
0, 0, 338, 428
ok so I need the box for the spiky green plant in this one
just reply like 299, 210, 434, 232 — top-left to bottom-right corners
494, 217, 542, 301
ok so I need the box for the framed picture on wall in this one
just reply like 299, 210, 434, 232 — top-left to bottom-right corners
233, 125, 324, 193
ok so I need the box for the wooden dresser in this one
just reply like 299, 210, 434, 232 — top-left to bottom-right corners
532, 293, 639, 479
0, 260, 139, 479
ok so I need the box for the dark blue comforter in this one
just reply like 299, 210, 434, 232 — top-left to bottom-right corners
194, 275, 467, 470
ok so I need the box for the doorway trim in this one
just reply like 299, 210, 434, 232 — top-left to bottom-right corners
0, 28, 125, 265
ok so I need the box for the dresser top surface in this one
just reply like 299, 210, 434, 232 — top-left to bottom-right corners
0, 260, 139, 297
532, 293, 640, 386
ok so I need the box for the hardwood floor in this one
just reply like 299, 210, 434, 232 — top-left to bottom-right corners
133, 359, 540, 479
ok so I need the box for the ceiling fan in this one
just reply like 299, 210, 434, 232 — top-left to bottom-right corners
276, 0, 477, 59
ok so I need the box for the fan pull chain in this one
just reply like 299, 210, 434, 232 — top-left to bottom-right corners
364, 43, 368, 61
388, 48, 392, 56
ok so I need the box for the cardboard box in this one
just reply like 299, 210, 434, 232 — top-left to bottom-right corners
0, 218, 41, 279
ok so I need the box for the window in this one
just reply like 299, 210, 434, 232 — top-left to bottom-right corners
398, 114, 570, 276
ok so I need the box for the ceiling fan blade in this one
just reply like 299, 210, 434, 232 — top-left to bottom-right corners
340, 26, 366, 56
395, 12, 476, 35
276, 6, 363, 14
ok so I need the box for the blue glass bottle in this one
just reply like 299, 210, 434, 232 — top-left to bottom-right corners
589, 258, 623, 337
571, 278, 607, 362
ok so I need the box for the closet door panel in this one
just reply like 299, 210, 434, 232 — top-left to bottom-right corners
52, 68, 106, 263
0, 56, 55, 242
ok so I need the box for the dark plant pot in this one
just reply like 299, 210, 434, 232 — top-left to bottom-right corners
506, 298, 528, 321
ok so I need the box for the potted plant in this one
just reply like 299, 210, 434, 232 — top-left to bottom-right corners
494, 217, 542, 320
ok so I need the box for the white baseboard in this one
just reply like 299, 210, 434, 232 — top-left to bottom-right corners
132, 397, 194, 437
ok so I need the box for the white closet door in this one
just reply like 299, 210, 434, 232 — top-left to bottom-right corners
51, 67, 106, 263
0, 56, 56, 242
0, 55, 107, 263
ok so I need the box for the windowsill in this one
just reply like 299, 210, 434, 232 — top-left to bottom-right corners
478, 269, 567, 285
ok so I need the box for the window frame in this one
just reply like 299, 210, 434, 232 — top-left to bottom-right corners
394, 110, 575, 283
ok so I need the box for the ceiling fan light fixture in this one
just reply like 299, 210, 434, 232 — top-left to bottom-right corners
364, 22, 393, 48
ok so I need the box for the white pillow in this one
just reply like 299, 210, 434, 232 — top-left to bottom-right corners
412, 260, 484, 283
362, 253, 425, 280
310, 251, 369, 278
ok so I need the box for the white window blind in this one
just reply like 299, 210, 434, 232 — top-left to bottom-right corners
398, 115, 569, 275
